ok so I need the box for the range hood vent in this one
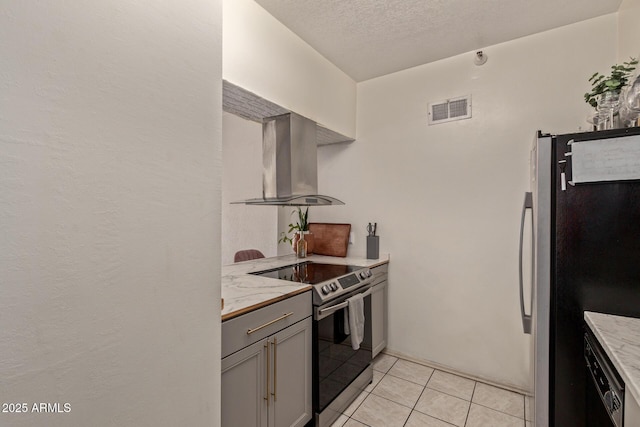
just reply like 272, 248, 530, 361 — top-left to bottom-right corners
232, 112, 344, 206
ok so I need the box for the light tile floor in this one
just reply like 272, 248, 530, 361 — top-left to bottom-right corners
331, 353, 532, 427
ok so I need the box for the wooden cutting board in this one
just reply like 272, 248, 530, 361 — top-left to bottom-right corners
307, 223, 351, 257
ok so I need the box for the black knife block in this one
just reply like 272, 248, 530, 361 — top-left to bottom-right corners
366, 236, 379, 259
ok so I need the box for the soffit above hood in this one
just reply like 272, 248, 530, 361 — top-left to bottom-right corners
222, 80, 354, 146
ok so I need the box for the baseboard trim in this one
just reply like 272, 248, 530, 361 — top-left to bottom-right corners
380, 348, 532, 396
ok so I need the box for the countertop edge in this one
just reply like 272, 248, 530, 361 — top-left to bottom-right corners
221, 253, 389, 320
221, 286, 312, 322
585, 311, 640, 403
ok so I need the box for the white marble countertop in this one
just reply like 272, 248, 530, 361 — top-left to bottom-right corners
221, 253, 390, 321
584, 311, 640, 402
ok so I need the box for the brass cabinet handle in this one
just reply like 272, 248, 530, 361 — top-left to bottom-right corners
264, 341, 270, 406
246, 312, 294, 335
271, 337, 277, 402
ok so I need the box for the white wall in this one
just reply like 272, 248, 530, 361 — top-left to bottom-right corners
0, 2, 222, 426
314, 15, 617, 390
222, 113, 278, 263
222, 0, 357, 138
618, 0, 640, 61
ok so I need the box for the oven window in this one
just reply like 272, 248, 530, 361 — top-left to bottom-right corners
315, 298, 372, 412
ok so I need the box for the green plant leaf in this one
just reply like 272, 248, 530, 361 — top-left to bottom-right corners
278, 207, 310, 244
585, 57, 637, 106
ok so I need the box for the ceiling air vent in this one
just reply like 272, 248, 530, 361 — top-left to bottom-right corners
428, 95, 472, 125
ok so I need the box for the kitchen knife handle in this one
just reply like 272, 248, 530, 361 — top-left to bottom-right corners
519, 192, 533, 335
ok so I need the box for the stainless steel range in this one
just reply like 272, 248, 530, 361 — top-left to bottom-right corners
250, 261, 374, 427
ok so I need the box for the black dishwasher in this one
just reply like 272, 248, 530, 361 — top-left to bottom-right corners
584, 329, 625, 427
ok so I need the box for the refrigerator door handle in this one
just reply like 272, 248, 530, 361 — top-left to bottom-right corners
519, 192, 533, 334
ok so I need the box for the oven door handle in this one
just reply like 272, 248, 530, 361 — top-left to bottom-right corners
318, 287, 373, 316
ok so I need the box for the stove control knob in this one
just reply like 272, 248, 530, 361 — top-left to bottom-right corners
321, 285, 330, 295
367, 270, 372, 277
329, 282, 338, 291
360, 272, 367, 279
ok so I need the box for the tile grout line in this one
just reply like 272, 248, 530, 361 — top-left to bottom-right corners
467, 383, 527, 421
423, 374, 528, 421
463, 381, 477, 427
387, 363, 480, 426
385, 371, 433, 388
344, 389, 370, 424
349, 354, 528, 427
405, 369, 465, 427
469, 401, 526, 421
383, 351, 529, 396
400, 367, 434, 427
359, 356, 429, 427
357, 393, 418, 426
349, 357, 399, 426
423, 381, 474, 403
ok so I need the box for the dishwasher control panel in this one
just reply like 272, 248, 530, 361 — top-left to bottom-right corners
584, 332, 624, 427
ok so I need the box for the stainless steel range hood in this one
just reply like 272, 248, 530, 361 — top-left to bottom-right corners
232, 112, 344, 206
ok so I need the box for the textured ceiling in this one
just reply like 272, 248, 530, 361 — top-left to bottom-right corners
255, 0, 622, 82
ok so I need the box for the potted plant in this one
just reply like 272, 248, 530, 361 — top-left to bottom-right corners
584, 58, 638, 108
278, 207, 314, 256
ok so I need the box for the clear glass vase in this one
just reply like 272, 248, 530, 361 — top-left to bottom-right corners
294, 231, 307, 258
596, 91, 621, 130
623, 73, 640, 127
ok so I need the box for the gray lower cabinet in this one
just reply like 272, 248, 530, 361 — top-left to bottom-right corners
221, 337, 267, 426
371, 264, 388, 358
222, 292, 312, 427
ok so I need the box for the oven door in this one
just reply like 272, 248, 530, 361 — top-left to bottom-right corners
313, 285, 373, 416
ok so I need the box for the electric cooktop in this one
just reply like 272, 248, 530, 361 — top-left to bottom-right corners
249, 261, 373, 305
249, 261, 359, 285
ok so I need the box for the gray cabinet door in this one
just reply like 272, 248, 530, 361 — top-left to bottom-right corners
222, 317, 312, 427
271, 317, 312, 427
221, 339, 268, 427
371, 281, 387, 358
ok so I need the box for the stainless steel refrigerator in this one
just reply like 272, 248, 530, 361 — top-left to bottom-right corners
521, 127, 640, 426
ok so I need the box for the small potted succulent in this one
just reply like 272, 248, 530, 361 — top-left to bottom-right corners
278, 207, 314, 256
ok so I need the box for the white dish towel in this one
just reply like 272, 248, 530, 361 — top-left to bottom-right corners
344, 293, 365, 350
